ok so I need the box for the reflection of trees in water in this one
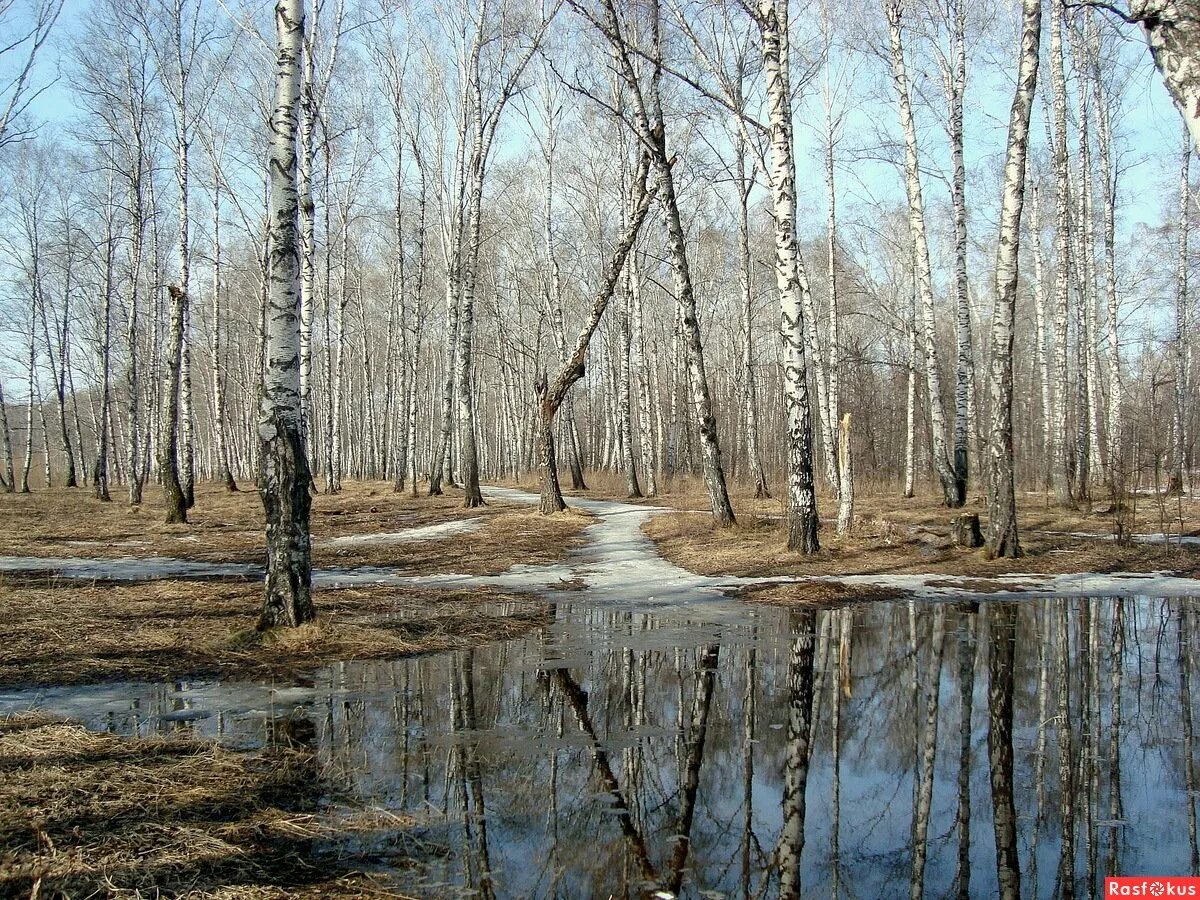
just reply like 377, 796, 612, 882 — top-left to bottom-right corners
294, 597, 1199, 898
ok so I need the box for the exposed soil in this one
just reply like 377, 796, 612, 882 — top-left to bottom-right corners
0, 713, 414, 898
0, 577, 550, 688
0, 481, 591, 574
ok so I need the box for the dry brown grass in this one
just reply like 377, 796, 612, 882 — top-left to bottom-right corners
0, 480, 591, 574
0, 713, 415, 898
0, 577, 551, 688
644, 504, 1200, 581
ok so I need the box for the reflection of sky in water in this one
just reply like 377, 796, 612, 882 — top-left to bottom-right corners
2, 596, 1197, 899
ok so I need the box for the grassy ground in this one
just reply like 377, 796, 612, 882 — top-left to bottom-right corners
0, 577, 550, 688
640, 482, 1200, 583
509, 470, 1200, 582
0, 480, 591, 573
0, 713, 415, 898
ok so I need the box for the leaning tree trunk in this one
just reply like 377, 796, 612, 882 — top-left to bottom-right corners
886, 0, 960, 507
760, 0, 818, 551
1132, 0, 1200, 154
258, 0, 314, 631
158, 284, 188, 524
536, 157, 654, 516
597, 0, 735, 526
986, 0, 1041, 559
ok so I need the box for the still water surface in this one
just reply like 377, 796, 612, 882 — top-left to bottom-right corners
3, 594, 1196, 898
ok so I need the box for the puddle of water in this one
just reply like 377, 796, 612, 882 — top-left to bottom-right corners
3, 593, 1197, 898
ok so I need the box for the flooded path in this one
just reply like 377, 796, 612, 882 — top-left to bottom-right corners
3, 595, 1198, 897
4, 489, 1200, 896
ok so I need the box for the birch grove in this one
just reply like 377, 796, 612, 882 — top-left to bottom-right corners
0, 0, 1196, 567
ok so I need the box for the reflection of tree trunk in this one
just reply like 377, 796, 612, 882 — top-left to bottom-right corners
779, 610, 816, 900
742, 646, 757, 900
988, 601, 1021, 900
1180, 603, 1198, 874
1032, 602, 1052, 899
458, 652, 495, 900
667, 644, 719, 895
911, 605, 946, 900
832, 609, 850, 900
955, 603, 978, 900
1083, 600, 1100, 897
553, 666, 659, 887
1107, 598, 1125, 877
1056, 600, 1076, 899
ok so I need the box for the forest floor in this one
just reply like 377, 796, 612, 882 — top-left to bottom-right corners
497, 471, 1200, 605
0, 480, 591, 687
0, 577, 550, 688
0, 713, 410, 898
0, 479, 591, 573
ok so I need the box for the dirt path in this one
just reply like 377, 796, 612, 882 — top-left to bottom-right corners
5, 485, 1200, 604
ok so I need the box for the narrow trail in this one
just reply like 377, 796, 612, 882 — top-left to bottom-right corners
3, 485, 1200, 603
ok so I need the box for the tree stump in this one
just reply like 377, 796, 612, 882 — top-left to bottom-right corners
952, 513, 984, 549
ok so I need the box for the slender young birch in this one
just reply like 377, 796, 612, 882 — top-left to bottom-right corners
94, 180, 115, 502
885, 0, 959, 507
1173, 130, 1191, 492
1092, 25, 1122, 487
940, 0, 973, 504
211, 178, 236, 491
1049, 0, 1076, 506
629, 256, 657, 496
158, 283, 188, 523
1032, 183, 1053, 489
258, 0, 313, 630
758, 0, 819, 551
0, 377, 13, 492
736, 122, 768, 499
986, 0, 1041, 559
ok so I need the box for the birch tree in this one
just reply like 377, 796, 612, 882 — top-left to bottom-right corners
574, 0, 737, 527
885, 0, 960, 507
755, 0, 819, 550
986, 0, 1042, 559
0, 0, 63, 149
258, 0, 313, 629
1172, 129, 1191, 492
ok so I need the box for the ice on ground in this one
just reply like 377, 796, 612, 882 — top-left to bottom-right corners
5, 486, 1200, 607
320, 517, 482, 548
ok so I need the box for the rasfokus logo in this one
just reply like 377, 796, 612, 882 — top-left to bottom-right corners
1106, 878, 1200, 896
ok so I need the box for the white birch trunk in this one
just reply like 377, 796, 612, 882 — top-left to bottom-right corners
1130, 0, 1200, 154
1049, 0, 1076, 506
759, 0, 818, 551
886, 0, 959, 507
1174, 131, 1191, 492
1032, 184, 1053, 489
986, 0, 1042, 559
258, 0, 313, 629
